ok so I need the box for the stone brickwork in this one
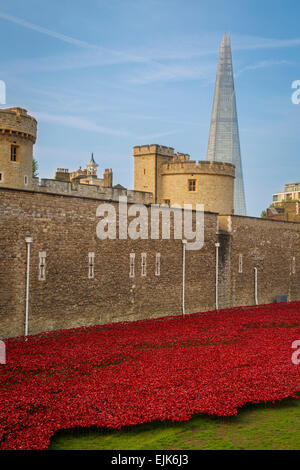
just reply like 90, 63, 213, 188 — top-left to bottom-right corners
1, 187, 300, 339
266, 201, 300, 223
0, 108, 153, 205
0, 108, 37, 190
160, 161, 234, 214
32, 178, 153, 204
0, 187, 218, 338
219, 215, 300, 308
134, 144, 235, 214
0, 107, 37, 138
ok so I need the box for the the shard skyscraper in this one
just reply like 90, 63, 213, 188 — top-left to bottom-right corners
206, 33, 247, 216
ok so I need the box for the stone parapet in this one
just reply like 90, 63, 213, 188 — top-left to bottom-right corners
0, 108, 37, 143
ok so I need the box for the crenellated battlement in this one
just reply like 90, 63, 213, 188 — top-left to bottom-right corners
133, 144, 192, 161
133, 144, 175, 157
161, 160, 235, 177
0, 107, 37, 143
0, 108, 37, 190
134, 144, 235, 213
31, 177, 153, 204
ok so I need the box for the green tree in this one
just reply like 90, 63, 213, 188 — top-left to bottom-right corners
261, 210, 267, 219
32, 158, 39, 178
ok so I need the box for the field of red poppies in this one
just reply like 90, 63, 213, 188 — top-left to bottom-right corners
1, 302, 300, 450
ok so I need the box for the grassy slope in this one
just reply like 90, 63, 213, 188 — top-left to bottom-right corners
50, 396, 300, 450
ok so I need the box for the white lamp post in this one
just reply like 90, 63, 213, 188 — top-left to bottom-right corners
25, 237, 33, 339
254, 267, 258, 306
182, 239, 187, 316
215, 243, 220, 310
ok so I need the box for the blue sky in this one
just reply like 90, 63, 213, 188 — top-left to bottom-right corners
0, 0, 300, 216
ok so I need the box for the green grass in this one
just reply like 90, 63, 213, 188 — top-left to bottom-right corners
50, 396, 300, 450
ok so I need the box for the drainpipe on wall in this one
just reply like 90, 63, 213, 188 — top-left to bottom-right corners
182, 240, 187, 316
25, 237, 33, 339
215, 243, 220, 310
254, 267, 258, 305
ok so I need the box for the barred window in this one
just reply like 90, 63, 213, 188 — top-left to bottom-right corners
238, 254, 243, 274
39, 252, 47, 281
88, 252, 95, 279
155, 253, 161, 276
129, 253, 135, 278
10, 145, 18, 162
141, 253, 147, 277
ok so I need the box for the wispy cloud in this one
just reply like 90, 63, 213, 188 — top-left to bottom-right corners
233, 34, 300, 51
0, 12, 95, 48
34, 111, 179, 140
235, 59, 294, 77
34, 111, 131, 137
137, 129, 180, 140
0, 11, 153, 65
128, 62, 216, 85
1, 11, 300, 90
116, 112, 201, 126
1, 12, 300, 72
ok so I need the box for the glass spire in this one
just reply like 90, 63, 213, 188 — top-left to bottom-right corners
206, 33, 247, 216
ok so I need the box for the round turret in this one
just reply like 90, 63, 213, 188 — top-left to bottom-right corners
159, 160, 235, 214
0, 107, 37, 189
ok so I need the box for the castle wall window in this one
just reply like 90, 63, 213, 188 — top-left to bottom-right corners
10, 145, 19, 162
38, 252, 47, 281
88, 252, 95, 279
0, 173, 2, 182
238, 254, 243, 274
292, 256, 296, 275
188, 179, 196, 192
24, 175, 28, 186
141, 253, 147, 277
129, 253, 135, 278
155, 253, 161, 276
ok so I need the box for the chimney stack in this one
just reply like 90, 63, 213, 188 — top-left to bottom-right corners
104, 168, 113, 188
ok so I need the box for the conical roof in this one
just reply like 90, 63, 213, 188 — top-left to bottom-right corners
87, 153, 98, 168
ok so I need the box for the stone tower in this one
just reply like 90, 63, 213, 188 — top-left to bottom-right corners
0, 108, 37, 189
86, 153, 98, 176
134, 144, 235, 214
134, 145, 178, 204
206, 34, 247, 216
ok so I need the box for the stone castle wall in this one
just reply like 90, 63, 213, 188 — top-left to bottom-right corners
32, 178, 153, 204
0, 187, 218, 338
227, 215, 300, 307
1, 187, 300, 339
